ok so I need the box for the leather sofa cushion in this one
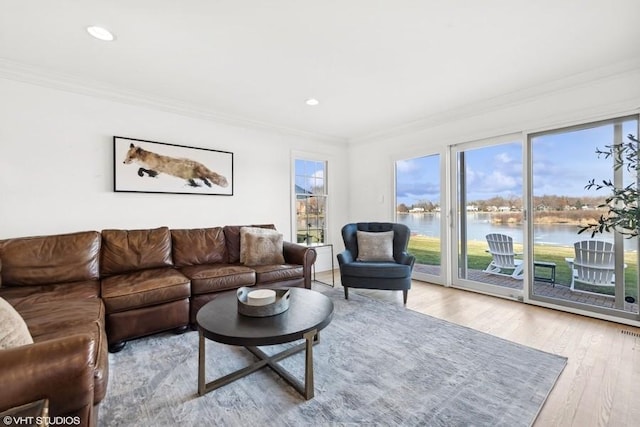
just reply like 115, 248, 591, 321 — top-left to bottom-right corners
16, 298, 109, 404
19, 299, 105, 340
223, 224, 275, 264
100, 227, 173, 276
180, 264, 255, 295
253, 264, 303, 284
0, 280, 100, 310
101, 267, 190, 313
340, 262, 411, 279
171, 227, 227, 267
0, 231, 101, 286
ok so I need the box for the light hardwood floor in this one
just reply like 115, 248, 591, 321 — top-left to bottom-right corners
314, 270, 640, 427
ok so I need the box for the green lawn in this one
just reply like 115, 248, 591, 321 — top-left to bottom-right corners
408, 235, 638, 299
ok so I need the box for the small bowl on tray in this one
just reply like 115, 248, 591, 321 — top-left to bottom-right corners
236, 287, 291, 317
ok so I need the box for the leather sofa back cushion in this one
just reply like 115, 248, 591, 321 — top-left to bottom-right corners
223, 224, 276, 264
171, 227, 228, 267
101, 227, 173, 275
0, 231, 101, 286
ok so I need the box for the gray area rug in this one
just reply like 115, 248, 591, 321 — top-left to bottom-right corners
99, 286, 566, 426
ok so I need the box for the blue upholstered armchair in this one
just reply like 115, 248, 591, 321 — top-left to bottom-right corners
337, 222, 415, 305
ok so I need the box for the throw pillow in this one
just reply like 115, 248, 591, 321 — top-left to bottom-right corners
242, 230, 286, 266
240, 227, 283, 264
0, 297, 34, 350
356, 230, 395, 262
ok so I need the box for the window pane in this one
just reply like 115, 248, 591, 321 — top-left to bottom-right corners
396, 154, 442, 276
295, 159, 328, 244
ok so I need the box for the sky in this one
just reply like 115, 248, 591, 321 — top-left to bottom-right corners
396, 119, 639, 206
295, 159, 325, 194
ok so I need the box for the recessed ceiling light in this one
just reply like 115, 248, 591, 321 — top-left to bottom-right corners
305, 98, 320, 106
86, 26, 115, 41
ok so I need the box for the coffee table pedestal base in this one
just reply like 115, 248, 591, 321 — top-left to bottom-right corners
198, 329, 319, 400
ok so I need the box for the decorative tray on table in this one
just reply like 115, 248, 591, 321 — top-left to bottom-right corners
236, 287, 291, 317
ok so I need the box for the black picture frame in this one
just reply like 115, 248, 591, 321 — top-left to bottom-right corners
113, 136, 233, 196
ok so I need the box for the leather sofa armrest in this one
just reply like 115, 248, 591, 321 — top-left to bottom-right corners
337, 250, 354, 266
283, 242, 317, 289
0, 334, 95, 419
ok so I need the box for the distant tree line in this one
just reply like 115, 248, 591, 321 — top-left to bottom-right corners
397, 195, 606, 213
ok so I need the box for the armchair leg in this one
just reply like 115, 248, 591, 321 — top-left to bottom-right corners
344, 286, 349, 300
402, 290, 408, 305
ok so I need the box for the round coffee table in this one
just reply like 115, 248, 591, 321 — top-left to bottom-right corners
196, 287, 334, 400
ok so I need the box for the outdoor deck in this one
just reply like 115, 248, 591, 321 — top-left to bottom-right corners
414, 264, 639, 313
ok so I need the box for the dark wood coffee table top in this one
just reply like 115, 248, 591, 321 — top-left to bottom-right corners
196, 287, 334, 347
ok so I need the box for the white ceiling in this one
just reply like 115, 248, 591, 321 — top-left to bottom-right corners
1, 0, 640, 142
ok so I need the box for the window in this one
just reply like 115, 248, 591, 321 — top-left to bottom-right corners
395, 153, 443, 280
294, 158, 328, 244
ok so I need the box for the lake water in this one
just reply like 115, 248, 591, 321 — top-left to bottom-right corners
397, 213, 638, 251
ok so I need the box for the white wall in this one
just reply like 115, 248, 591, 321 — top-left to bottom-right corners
346, 68, 640, 222
3, 68, 638, 274
0, 78, 349, 262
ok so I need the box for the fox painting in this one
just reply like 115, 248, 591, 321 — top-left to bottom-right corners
123, 143, 229, 188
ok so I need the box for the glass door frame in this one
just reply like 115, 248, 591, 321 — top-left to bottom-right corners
524, 114, 640, 322
449, 133, 527, 300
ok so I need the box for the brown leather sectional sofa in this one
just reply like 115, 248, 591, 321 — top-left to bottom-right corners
0, 224, 316, 427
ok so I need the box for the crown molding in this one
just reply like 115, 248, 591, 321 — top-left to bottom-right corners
348, 58, 640, 146
0, 58, 347, 145
2, 57, 638, 148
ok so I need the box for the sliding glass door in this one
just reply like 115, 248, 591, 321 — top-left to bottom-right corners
392, 114, 640, 324
528, 116, 639, 318
451, 136, 524, 297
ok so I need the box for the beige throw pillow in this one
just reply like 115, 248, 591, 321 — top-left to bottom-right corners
240, 227, 280, 263
241, 227, 285, 266
0, 297, 34, 350
356, 230, 395, 262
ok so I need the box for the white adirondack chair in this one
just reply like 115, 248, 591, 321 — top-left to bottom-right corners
565, 240, 623, 291
484, 233, 524, 280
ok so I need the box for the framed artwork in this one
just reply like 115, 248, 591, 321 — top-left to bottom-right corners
113, 136, 233, 196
